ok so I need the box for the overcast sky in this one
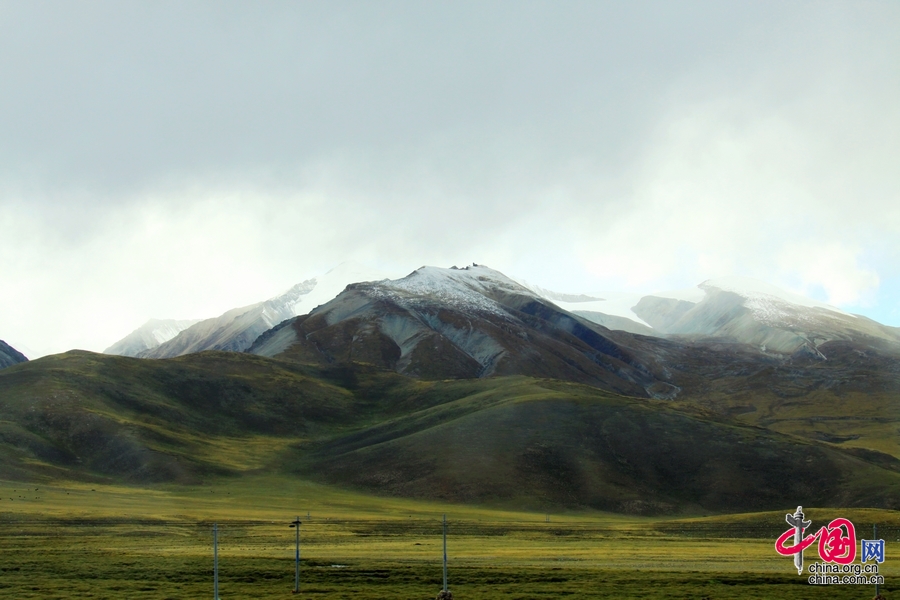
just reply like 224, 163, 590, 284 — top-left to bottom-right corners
2, 1, 899, 358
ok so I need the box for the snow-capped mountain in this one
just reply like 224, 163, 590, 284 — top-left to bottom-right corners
117, 262, 396, 359
105, 259, 900, 365
0, 339, 28, 370
249, 264, 673, 397
103, 318, 201, 357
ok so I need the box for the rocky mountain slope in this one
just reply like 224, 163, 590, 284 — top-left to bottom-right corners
249, 265, 676, 397
0, 339, 27, 369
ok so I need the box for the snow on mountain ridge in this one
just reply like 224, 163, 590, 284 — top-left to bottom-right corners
108, 262, 399, 358
105, 318, 202, 356
273, 279, 317, 309
287, 262, 395, 318
365, 264, 532, 318
520, 282, 604, 304
149, 320, 200, 345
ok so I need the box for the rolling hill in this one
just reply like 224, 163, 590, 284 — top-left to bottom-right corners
1, 350, 899, 514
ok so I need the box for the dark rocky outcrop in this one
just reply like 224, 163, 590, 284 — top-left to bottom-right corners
0, 339, 27, 369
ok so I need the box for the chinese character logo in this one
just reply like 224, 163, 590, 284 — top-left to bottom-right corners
775, 506, 857, 572
861, 539, 886, 564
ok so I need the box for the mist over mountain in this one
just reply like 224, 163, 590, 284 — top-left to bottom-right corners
555, 276, 900, 358
103, 318, 201, 357
0, 339, 28, 370
632, 277, 900, 357
107, 262, 394, 359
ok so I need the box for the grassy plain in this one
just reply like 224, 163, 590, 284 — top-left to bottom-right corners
2, 476, 898, 599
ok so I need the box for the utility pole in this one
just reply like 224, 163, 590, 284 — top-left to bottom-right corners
213, 523, 220, 600
290, 517, 302, 594
442, 514, 448, 593
874, 524, 879, 597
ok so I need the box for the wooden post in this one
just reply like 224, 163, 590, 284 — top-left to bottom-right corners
874, 524, 879, 597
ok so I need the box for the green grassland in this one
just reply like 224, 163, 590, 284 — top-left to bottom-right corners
2, 476, 899, 599
3, 350, 900, 597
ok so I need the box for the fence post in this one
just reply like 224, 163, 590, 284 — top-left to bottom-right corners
442, 514, 448, 592
290, 517, 302, 594
213, 523, 219, 600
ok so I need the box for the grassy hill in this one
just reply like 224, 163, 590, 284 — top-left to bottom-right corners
659, 338, 900, 462
294, 377, 900, 513
2, 350, 899, 515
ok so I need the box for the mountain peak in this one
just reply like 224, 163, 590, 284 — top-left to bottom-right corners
364, 264, 537, 319
402, 264, 524, 291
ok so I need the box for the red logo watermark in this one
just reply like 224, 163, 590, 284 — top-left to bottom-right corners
775, 516, 856, 564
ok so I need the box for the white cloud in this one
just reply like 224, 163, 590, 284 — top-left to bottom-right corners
576, 79, 899, 304
3, 2, 900, 355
